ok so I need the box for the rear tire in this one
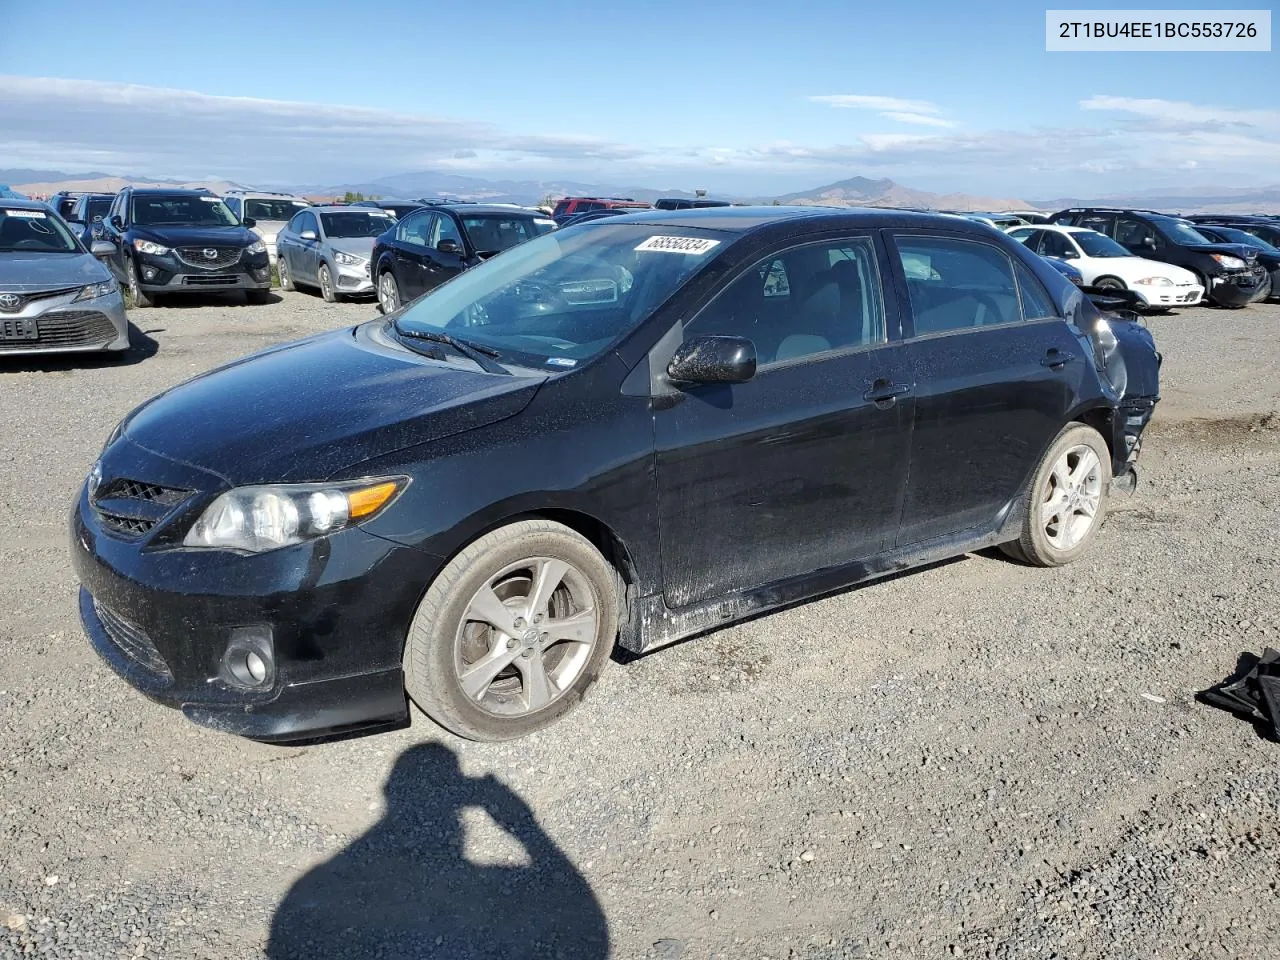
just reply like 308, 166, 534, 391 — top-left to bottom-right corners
318, 264, 337, 303
403, 519, 619, 741
999, 423, 1111, 567
125, 259, 154, 309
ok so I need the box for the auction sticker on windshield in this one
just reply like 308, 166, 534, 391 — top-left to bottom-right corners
6, 210, 47, 218
635, 236, 721, 255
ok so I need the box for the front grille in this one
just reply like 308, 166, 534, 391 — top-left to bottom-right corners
98, 513, 157, 537
181, 274, 241, 286
174, 247, 243, 270
98, 478, 188, 505
94, 601, 172, 682
0, 286, 80, 314
0, 310, 118, 351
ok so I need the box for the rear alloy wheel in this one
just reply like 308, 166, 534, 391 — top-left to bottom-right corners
125, 259, 154, 308
1000, 423, 1111, 567
277, 255, 295, 291
403, 519, 619, 741
378, 270, 400, 314
318, 263, 337, 303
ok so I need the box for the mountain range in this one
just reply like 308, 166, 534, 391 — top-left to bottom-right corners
4, 168, 1278, 214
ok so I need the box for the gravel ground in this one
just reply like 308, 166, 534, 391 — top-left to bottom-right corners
1, 288, 1277, 959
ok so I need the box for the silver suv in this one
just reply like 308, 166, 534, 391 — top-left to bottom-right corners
222, 191, 311, 264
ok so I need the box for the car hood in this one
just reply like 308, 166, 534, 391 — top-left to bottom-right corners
0, 251, 110, 290
327, 237, 376, 258
121, 325, 547, 485
131, 224, 257, 247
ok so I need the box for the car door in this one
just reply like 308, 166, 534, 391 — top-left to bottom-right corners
887, 231, 1087, 546
100, 191, 129, 281
1114, 216, 1169, 265
421, 213, 468, 292
295, 211, 321, 283
276, 212, 301, 276
1038, 230, 1086, 275
389, 210, 433, 297
651, 233, 914, 609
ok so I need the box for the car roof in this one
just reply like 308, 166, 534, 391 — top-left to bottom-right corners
309, 204, 396, 213
577, 204, 988, 235
128, 187, 215, 196
0, 198, 53, 211
435, 204, 548, 216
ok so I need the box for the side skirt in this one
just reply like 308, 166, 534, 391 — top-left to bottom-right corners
625, 506, 1024, 655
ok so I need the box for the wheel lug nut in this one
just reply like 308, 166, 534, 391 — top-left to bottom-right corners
541, 632, 549, 640
514, 617, 526, 629
506, 638, 516, 649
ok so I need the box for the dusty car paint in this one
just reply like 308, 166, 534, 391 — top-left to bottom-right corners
70, 207, 1161, 742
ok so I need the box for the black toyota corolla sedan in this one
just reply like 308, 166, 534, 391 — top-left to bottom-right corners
70, 207, 1161, 744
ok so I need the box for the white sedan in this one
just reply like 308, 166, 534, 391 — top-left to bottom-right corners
1007, 224, 1204, 309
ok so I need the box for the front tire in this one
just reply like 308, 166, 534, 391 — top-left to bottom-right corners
403, 519, 619, 741
1093, 276, 1125, 291
125, 259, 154, 308
1000, 423, 1111, 567
318, 263, 337, 303
277, 255, 295, 291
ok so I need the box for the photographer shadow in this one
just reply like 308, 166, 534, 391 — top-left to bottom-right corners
267, 742, 609, 960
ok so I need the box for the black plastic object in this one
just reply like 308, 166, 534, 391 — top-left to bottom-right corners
1198, 648, 1280, 741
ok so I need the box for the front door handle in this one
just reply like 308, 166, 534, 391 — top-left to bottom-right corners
863, 380, 913, 407
1040, 349, 1076, 369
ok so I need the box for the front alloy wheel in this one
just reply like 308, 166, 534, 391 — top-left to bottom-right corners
404, 519, 619, 741
378, 270, 400, 314
125, 259, 154, 308
318, 264, 336, 303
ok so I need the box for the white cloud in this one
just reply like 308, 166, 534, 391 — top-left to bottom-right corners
1080, 95, 1280, 131
809, 94, 957, 128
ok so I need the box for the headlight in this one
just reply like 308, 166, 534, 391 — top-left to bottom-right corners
73, 279, 118, 302
246, 239, 267, 255
133, 239, 170, 255
1211, 254, 1246, 270
1131, 276, 1173, 286
333, 250, 366, 266
184, 477, 408, 553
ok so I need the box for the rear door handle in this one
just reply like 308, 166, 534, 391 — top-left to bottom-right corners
863, 380, 913, 406
1040, 349, 1076, 369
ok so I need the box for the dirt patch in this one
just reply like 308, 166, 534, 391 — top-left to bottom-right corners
1147, 410, 1280, 447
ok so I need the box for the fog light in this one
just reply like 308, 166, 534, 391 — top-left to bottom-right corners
142, 266, 159, 280
220, 626, 275, 689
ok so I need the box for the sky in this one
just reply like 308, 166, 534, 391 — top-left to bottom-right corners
2, 0, 1278, 199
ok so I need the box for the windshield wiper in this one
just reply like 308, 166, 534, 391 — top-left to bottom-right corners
392, 320, 509, 375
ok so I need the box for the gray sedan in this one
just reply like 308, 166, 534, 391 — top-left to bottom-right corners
275, 206, 395, 302
0, 200, 129, 356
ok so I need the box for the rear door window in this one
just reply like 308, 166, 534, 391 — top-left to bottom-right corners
893, 235, 1023, 335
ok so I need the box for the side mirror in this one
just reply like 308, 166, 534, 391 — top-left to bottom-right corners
90, 240, 114, 258
243, 217, 257, 228
1060, 249, 1080, 260
667, 335, 757, 385
1142, 236, 1157, 249
437, 238, 462, 254
109, 215, 123, 230
299, 229, 317, 241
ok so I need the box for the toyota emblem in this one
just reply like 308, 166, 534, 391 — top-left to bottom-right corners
203, 248, 218, 260
0, 293, 21, 312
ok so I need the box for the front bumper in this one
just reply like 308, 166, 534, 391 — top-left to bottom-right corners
1207, 268, 1267, 307
333, 259, 374, 295
69, 440, 444, 742
0, 288, 129, 355
1131, 282, 1204, 308
136, 250, 271, 294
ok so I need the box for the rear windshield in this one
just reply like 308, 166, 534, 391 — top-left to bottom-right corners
245, 198, 310, 222
0, 207, 79, 253
132, 195, 239, 227
320, 211, 395, 238
85, 198, 113, 223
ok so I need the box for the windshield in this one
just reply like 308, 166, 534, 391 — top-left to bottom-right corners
0, 207, 80, 253
85, 198, 112, 223
245, 198, 309, 222
320, 211, 394, 238
1153, 217, 1212, 245
1208, 226, 1279, 254
461, 215, 551, 254
132, 195, 239, 227
392, 223, 729, 367
1072, 230, 1129, 258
